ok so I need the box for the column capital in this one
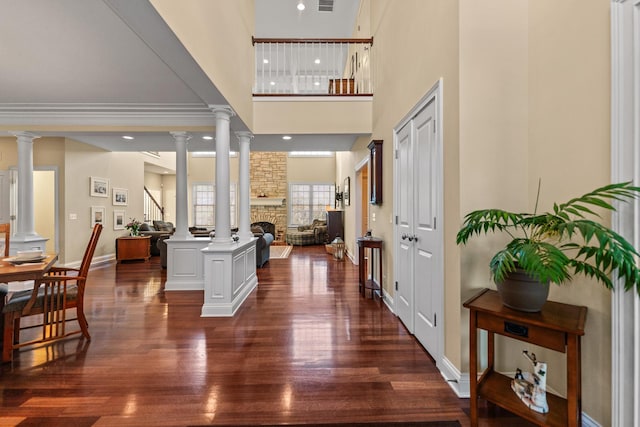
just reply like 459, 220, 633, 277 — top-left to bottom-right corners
208, 105, 235, 120
9, 131, 40, 142
235, 131, 254, 142
170, 131, 192, 141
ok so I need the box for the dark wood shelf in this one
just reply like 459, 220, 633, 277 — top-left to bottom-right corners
479, 371, 567, 427
464, 289, 587, 427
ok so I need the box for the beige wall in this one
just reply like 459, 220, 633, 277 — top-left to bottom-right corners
366, 0, 462, 370
334, 1, 613, 422
150, 0, 255, 127
253, 99, 372, 134
64, 139, 145, 264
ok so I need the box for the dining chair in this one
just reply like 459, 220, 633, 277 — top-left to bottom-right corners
2, 224, 102, 362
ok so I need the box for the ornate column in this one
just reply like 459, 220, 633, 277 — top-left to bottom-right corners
8, 131, 47, 252
170, 131, 192, 240
236, 131, 253, 240
209, 105, 235, 244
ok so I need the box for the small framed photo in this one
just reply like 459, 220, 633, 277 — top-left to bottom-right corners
90, 176, 109, 197
114, 210, 126, 230
112, 187, 128, 206
91, 206, 106, 228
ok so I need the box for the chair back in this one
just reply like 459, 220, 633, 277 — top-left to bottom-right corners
0, 222, 10, 257
79, 224, 102, 278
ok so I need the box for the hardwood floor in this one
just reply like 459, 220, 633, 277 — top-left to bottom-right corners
0, 245, 532, 426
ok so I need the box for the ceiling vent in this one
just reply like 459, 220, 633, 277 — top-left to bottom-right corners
318, 0, 334, 12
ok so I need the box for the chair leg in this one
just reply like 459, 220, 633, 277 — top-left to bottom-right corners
3, 313, 14, 362
76, 307, 91, 340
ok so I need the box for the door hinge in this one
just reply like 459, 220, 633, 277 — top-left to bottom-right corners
433, 217, 436, 229
395, 281, 398, 291
395, 215, 398, 225
434, 313, 437, 327
433, 122, 436, 133
395, 149, 399, 159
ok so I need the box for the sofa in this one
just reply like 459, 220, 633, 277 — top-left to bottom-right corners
285, 219, 327, 245
251, 222, 275, 268
139, 221, 174, 256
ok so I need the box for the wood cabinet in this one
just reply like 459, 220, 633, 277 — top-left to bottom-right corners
116, 236, 151, 263
326, 210, 344, 242
368, 140, 383, 205
464, 289, 587, 427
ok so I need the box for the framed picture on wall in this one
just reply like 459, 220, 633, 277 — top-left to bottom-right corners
112, 187, 128, 206
343, 176, 350, 206
90, 176, 109, 197
91, 206, 106, 228
114, 210, 125, 230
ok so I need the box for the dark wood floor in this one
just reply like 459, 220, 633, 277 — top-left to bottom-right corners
1, 245, 533, 426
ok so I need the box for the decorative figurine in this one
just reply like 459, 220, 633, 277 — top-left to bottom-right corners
511, 350, 549, 414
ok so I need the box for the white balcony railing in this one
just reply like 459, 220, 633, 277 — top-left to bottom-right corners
252, 37, 373, 96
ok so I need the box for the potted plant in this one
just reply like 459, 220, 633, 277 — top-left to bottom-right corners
456, 181, 640, 311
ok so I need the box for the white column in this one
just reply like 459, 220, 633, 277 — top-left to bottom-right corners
236, 131, 253, 240
12, 131, 39, 237
209, 105, 235, 244
170, 131, 192, 240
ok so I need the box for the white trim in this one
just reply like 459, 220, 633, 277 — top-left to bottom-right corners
251, 197, 286, 206
0, 103, 215, 127
611, 1, 640, 427
439, 357, 470, 398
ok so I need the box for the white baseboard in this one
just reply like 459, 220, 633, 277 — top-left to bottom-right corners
64, 253, 115, 269
439, 356, 470, 398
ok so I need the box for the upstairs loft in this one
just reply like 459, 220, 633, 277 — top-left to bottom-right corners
252, 37, 373, 97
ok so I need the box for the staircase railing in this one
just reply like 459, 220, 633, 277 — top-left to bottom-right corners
144, 187, 164, 223
252, 37, 374, 96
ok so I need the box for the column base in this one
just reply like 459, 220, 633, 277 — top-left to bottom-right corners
10, 234, 48, 254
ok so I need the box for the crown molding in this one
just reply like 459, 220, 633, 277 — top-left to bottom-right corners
0, 103, 215, 127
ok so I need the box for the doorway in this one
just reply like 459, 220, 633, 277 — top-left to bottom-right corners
393, 80, 444, 366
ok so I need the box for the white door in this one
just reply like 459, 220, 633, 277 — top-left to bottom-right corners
396, 121, 414, 331
412, 100, 441, 355
394, 86, 443, 362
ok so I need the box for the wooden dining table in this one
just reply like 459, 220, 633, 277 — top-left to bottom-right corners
0, 254, 58, 313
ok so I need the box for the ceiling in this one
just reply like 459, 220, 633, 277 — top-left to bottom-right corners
0, 0, 363, 158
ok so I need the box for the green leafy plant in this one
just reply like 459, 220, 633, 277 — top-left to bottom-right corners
456, 182, 640, 296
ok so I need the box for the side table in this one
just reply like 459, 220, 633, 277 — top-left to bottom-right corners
116, 236, 151, 263
464, 289, 587, 427
356, 237, 383, 302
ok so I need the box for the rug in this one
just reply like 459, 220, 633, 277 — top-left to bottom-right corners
198, 422, 460, 427
270, 245, 293, 259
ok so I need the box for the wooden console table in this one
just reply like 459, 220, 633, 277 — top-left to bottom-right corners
464, 289, 587, 427
356, 237, 383, 302
116, 236, 151, 263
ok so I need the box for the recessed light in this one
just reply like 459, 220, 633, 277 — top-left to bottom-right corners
282, 136, 292, 140
314, 81, 320, 86
297, 1, 305, 11
263, 59, 269, 64
270, 81, 276, 86
202, 135, 213, 140
314, 58, 321, 64
122, 135, 134, 140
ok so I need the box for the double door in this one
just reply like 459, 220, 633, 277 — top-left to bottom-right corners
395, 91, 443, 362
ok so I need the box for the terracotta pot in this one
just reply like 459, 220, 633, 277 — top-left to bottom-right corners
495, 268, 550, 312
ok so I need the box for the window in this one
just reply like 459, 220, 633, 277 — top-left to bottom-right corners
192, 183, 237, 227
289, 183, 335, 226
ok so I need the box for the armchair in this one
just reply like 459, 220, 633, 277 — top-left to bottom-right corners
285, 219, 327, 246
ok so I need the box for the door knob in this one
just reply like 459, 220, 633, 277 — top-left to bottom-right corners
401, 233, 407, 240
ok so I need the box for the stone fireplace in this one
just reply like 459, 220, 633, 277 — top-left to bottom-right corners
250, 152, 288, 242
